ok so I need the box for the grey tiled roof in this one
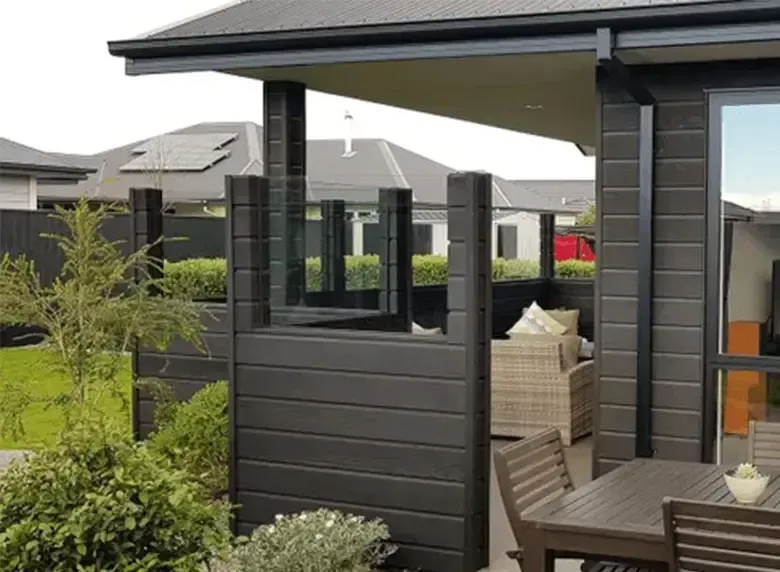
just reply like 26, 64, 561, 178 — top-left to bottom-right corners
0, 138, 96, 174
358, 209, 516, 224
40, 122, 572, 213
142, 0, 724, 39
508, 179, 594, 210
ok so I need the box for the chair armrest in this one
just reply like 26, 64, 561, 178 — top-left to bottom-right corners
564, 358, 593, 378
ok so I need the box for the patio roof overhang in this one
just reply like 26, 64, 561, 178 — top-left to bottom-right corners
109, 1, 780, 148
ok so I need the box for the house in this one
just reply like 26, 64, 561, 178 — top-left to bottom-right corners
509, 179, 595, 226
107, 0, 780, 569
0, 138, 96, 210
40, 122, 580, 259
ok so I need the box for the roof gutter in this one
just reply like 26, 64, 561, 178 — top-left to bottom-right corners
109, 0, 780, 60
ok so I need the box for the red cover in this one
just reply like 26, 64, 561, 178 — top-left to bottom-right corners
554, 234, 595, 262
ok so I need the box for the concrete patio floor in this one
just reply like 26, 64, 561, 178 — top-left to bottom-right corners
483, 436, 593, 572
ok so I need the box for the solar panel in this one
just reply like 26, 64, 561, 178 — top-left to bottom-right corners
120, 132, 238, 172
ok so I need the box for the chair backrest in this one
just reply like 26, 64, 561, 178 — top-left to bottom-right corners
494, 427, 574, 547
663, 497, 780, 572
749, 420, 780, 471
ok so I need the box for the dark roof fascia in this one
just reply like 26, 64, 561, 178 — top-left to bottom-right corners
110, 1, 780, 63
0, 162, 97, 178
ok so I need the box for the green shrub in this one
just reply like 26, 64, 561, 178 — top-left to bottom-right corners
147, 381, 229, 499
0, 424, 231, 571
164, 257, 226, 300
164, 255, 595, 299
217, 509, 396, 572
556, 259, 596, 278
502, 258, 541, 280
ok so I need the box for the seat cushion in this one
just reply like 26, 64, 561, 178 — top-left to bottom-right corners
510, 301, 568, 335
548, 308, 580, 336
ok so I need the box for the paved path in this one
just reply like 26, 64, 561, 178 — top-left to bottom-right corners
0, 450, 29, 470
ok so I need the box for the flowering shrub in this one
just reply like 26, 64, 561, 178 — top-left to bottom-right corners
218, 509, 396, 572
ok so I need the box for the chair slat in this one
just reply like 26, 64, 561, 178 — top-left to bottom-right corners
749, 421, 780, 470
664, 498, 780, 572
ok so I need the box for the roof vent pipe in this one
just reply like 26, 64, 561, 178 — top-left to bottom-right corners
343, 111, 356, 157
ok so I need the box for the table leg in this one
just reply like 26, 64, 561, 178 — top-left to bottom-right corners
521, 529, 554, 572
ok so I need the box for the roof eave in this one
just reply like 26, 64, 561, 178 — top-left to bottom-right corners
0, 162, 98, 178
108, 1, 780, 61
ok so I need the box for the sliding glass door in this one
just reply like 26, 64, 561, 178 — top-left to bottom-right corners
709, 91, 780, 465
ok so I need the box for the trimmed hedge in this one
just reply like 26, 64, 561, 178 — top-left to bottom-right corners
165, 256, 595, 299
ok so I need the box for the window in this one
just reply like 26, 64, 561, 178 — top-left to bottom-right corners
708, 90, 780, 463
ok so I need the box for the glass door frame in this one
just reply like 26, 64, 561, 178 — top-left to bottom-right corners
705, 88, 780, 464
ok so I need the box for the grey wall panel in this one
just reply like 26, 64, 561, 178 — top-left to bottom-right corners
594, 59, 780, 471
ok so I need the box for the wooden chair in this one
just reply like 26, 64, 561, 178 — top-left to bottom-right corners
495, 428, 656, 572
749, 420, 780, 471
663, 497, 780, 572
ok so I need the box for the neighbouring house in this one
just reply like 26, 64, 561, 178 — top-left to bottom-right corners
0, 138, 97, 210
38, 121, 583, 259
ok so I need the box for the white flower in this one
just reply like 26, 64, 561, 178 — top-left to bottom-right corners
315, 533, 323, 540
325, 520, 335, 528
299, 513, 308, 521
267, 525, 275, 534
274, 514, 284, 522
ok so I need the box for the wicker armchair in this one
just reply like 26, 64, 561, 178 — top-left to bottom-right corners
491, 335, 593, 446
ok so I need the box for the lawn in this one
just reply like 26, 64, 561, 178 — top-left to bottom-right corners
0, 346, 132, 450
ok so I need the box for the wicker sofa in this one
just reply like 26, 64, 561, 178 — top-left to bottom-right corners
491, 333, 594, 446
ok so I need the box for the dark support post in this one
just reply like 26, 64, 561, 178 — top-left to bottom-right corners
320, 199, 347, 294
225, 175, 271, 526
539, 213, 555, 279
597, 27, 656, 459
129, 187, 163, 440
377, 188, 413, 329
446, 172, 492, 571
263, 81, 306, 307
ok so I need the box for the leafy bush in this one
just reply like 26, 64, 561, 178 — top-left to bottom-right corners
556, 259, 596, 278
146, 381, 229, 498
164, 257, 226, 300
0, 423, 231, 571
0, 197, 205, 439
217, 509, 396, 572
165, 255, 595, 299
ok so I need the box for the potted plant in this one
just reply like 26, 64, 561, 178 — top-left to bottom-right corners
724, 462, 769, 504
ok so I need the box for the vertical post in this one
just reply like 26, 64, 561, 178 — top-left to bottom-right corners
225, 175, 270, 527
636, 104, 655, 459
129, 187, 163, 441
320, 199, 346, 294
539, 213, 555, 279
378, 188, 413, 330
446, 172, 492, 572
263, 81, 306, 307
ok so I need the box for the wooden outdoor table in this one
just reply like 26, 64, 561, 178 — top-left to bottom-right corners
520, 458, 780, 572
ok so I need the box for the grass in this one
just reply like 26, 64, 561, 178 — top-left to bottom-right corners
0, 346, 132, 450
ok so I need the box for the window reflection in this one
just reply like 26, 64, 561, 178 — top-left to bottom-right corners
720, 104, 780, 358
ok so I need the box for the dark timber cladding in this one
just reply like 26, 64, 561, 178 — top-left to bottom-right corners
264, 81, 306, 306
129, 187, 163, 439
320, 199, 346, 294
596, 28, 655, 460
594, 58, 769, 473
228, 173, 491, 572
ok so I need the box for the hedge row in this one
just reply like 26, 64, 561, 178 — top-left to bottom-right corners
163, 256, 595, 299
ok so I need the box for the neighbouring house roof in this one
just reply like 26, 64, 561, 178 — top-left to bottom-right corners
39, 122, 576, 213
357, 209, 518, 224
0, 138, 98, 182
131, 0, 728, 41
509, 179, 594, 212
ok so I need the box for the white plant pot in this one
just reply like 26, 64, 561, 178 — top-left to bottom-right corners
724, 473, 769, 504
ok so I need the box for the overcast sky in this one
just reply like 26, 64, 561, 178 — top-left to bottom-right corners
1, 0, 594, 181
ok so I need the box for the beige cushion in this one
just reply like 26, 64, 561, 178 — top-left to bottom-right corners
412, 322, 442, 335
548, 309, 580, 336
511, 301, 568, 336
510, 332, 580, 370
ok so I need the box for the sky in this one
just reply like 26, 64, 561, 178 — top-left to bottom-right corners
722, 104, 780, 210
0, 0, 594, 181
